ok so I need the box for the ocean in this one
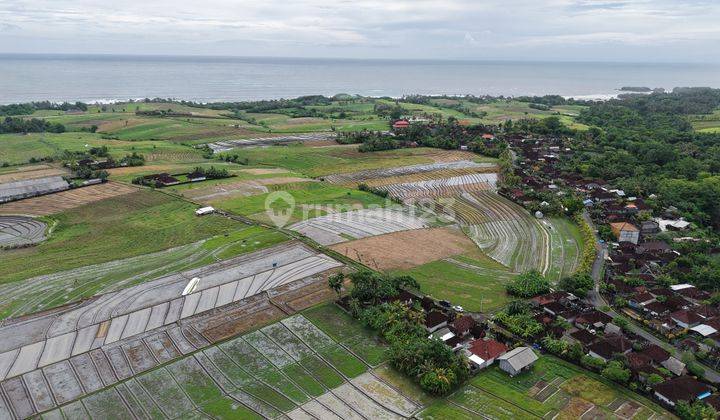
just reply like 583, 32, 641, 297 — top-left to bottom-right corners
1, 54, 719, 104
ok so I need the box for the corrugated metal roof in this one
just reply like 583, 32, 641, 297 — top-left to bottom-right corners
498, 346, 538, 370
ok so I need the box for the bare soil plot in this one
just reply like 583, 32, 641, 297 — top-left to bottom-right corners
0, 182, 138, 216
107, 164, 180, 176
182, 177, 315, 202
239, 168, 291, 175
330, 227, 476, 270
428, 150, 482, 162
0, 167, 69, 184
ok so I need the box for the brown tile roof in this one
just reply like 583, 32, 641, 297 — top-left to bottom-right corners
640, 344, 671, 363
575, 310, 612, 326
425, 311, 448, 328
670, 309, 704, 325
611, 222, 639, 232
453, 315, 476, 333
588, 334, 633, 360
653, 376, 711, 404
570, 329, 596, 345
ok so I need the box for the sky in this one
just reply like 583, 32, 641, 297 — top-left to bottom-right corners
1, 0, 719, 62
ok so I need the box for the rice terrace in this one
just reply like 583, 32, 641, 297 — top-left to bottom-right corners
1, 92, 694, 420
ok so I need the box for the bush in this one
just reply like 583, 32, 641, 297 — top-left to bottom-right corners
575, 214, 597, 274
559, 273, 594, 298
506, 270, 551, 298
581, 355, 607, 371
495, 311, 544, 338
601, 361, 631, 383
646, 373, 664, 387
687, 361, 706, 378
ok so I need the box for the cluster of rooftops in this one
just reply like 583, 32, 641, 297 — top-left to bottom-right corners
531, 290, 718, 408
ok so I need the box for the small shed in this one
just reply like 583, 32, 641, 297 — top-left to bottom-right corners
497, 347, 538, 376
195, 206, 216, 216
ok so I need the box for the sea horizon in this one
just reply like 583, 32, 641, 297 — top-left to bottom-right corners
1, 53, 719, 105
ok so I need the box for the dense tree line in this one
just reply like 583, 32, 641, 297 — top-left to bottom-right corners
560, 88, 720, 229
207, 95, 332, 117
0, 117, 65, 133
0, 101, 88, 116
332, 271, 468, 395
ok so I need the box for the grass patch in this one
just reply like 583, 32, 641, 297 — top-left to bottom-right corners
0, 190, 242, 284
199, 396, 263, 419
211, 181, 389, 224
0, 132, 200, 165
220, 144, 494, 177
281, 363, 326, 396
317, 344, 368, 378
560, 376, 615, 406
303, 304, 388, 366
299, 354, 345, 388
373, 364, 436, 406
394, 257, 515, 313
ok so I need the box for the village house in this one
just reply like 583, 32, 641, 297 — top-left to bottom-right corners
424, 311, 449, 333
465, 339, 507, 372
143, 173, 180, 187
641, 220, 661, 236
451, 315, 476, 339
610, 222, 640, 245
654, 376, 711, 407
587, 334, 633, 362
670, 309, 704, 329
575, 310, 613, 331
392, 119, 410, 130
497, 347, 538, 376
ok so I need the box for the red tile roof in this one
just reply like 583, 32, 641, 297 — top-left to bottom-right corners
468, 339, 507, 361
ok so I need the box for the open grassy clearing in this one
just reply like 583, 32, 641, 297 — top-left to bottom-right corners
0, 132, 202, 165
303, 304, 388, 366
0, 225, 287, 319
102, 116, 259, 142
0, 189, 242, 284
107, 160, 261, 182
209, 181, 390, 225
420, 355, 670, 420
219, 144, 495, 178
689, 108, 720, 133
395, 252, 515, 313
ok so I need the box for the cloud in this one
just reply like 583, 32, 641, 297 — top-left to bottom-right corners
0, 0, 717, 61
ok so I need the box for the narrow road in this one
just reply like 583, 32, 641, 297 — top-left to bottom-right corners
582, 211, 720, 383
